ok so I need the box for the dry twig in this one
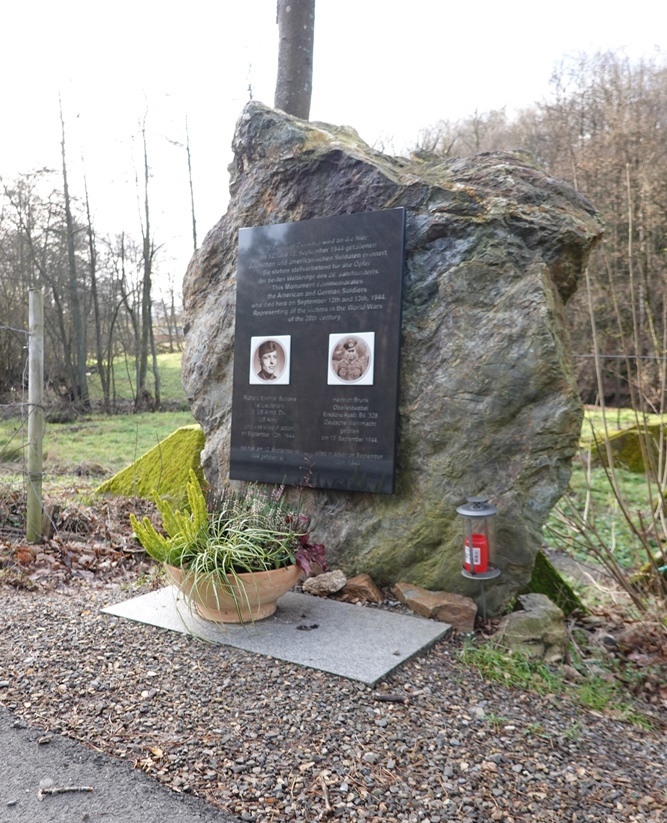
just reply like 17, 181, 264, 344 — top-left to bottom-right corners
37, 785, 94, 800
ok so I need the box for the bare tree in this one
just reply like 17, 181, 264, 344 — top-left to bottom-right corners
186, 117, 198, 251
274, 0, 315, 119
82, 169, 110, 412
136, 117, 160, 411
60, 99, 89, 409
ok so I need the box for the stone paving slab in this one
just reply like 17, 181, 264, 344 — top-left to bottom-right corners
103, 587, 451, 686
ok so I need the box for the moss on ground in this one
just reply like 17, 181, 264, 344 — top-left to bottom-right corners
526, 550, 586, 615
95, 425, 205, 505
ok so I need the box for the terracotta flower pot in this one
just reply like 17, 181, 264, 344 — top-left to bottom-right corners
165, 563, 302, 623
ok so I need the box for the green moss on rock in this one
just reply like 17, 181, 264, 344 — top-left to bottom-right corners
525, 550, 586, 615
594, 424, 665, 474
95, 425, 205, 504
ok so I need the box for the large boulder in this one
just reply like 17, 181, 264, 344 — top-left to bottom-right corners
182, 102, 603, 614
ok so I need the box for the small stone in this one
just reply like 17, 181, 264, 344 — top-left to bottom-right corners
340, 573, 383, 603
362, 751, 379, 764
562, 664, 585, 682
303, 570, 346, 596
391, 583, 476, 632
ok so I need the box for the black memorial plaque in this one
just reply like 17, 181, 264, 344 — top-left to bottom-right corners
229, 208, 405, 494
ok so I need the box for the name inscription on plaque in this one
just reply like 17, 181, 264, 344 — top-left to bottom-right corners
230, 208, 405, 494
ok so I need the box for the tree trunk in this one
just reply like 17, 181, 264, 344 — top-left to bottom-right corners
60, 100, 89, 409
83, 172, 109, 412
274, 0, 315, 120
186, 117, 198, 251
136, 118, 156, 412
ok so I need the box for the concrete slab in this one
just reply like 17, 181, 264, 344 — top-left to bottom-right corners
103, 587, 451, 686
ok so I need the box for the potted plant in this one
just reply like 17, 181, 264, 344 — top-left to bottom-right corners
129, 470, 326, 623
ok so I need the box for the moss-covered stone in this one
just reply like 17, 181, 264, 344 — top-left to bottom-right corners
525, 550, 586, 615
95, 425, 205, 504
594, 424, 666, 474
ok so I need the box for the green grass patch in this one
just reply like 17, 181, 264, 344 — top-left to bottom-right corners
0, 410, 196, 482
460, 639, 564, 695
460, 639, 654, 728
86, 351, 188, 405
545, 458, 655, 570
581, 406, 667, 444
543, 406, 667, 572
0, 351, 195, 489
47, 411, 196, 474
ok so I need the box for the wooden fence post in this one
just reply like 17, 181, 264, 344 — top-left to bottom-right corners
26, 289, 44, 543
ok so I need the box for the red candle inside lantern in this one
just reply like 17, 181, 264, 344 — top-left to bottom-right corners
464, 532, 489, 573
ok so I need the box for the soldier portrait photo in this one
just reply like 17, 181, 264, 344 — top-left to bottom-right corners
328, 333, 374, 385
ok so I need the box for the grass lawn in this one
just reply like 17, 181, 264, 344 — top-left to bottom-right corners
85, 351, 188, 406
0, 352, 196, 495
544, 407, 667, 572
580, 405, 667, 444
545, 459, 654, 569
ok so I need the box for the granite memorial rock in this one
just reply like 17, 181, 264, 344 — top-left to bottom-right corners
182, 102, 603, 614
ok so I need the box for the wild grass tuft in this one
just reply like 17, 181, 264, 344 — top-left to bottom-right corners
460, 638, 656, 729
460, 639, 563, 695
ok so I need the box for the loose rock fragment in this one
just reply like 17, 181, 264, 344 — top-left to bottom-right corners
302, 570, 346, 596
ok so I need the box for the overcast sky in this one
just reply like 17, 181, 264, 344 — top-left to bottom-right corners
2, 0, 665, 288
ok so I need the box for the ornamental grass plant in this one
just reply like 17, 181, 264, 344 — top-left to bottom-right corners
129, 470, 326, 621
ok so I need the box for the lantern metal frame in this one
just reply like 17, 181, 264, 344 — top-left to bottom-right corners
456, 495, 500, 620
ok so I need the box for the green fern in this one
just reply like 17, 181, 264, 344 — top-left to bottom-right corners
130, 469, 208, 565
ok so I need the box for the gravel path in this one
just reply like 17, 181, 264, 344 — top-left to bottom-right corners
0, 583, 665, 823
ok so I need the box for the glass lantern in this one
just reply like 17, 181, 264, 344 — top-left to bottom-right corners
456, 496, 499, 579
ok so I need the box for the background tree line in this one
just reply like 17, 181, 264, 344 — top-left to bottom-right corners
2, 47, 664, 414
0, 124, 183, 414
0, 0, 309, 418
418, 50, 667, 410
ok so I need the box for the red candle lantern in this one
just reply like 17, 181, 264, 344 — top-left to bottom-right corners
456, 496, 498, 576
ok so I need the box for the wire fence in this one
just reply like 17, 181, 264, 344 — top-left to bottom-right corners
0, 323, 30, 337
0, 319, 45, 540
0, 321, 31, 417
573, 354, 667, 360
0, 353, 30, 480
